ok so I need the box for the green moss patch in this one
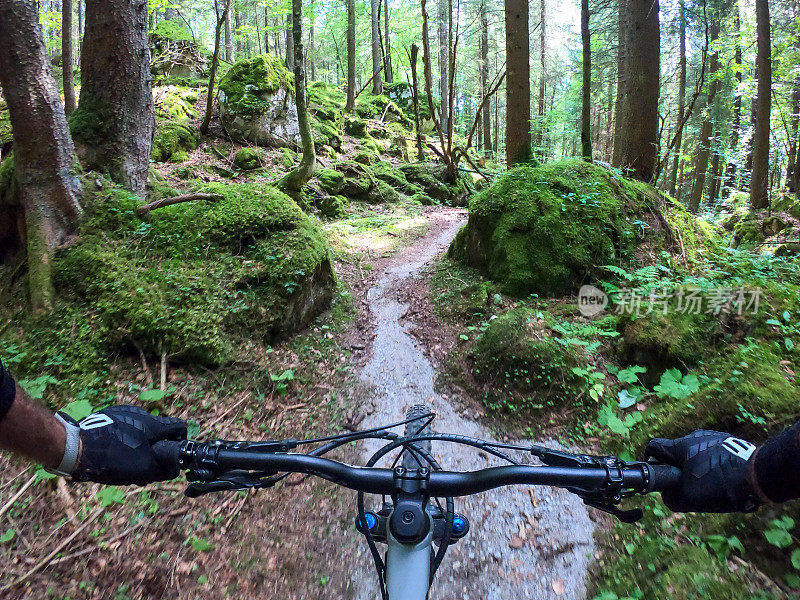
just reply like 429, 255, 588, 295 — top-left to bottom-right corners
154, 86, 199, 123
449, 160, 687, 297
233, 147, 264, 170
217, 54, 294, 118
49, 180, 335, 366
150, 19, 193, 42
151, 123, 199, 162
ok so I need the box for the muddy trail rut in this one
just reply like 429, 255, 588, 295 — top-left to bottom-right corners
347, 210, 595, 600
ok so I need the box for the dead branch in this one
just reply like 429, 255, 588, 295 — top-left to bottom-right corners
354, 65, 385, 101
465, 69, 506, 150
0, 474, 36, 521
134, 193, 224, 217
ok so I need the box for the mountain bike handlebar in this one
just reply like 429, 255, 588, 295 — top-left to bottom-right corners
153, 439, 681, 497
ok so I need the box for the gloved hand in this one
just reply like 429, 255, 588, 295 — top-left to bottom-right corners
644, 430, 760, 513
66, 405, 186, 485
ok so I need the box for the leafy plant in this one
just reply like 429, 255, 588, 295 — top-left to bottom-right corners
188, 536, 215, 552
61, 399, 94, 421
706, 534, 744, 561
0, 528, 14, 544
597, 403, 643, 436
617, 365, 647, 384
96, 486, 125, 508
270, 369, 295, 395
764, 516, 795, 549
653, 368, 699, 400
17, 375, 61, 400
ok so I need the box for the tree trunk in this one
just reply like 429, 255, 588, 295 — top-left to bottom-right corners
281, 0, 315, 192
580, 0, 592, 161
370, 0, 382, 93
200, 0, 229, 135
224, 3, 233, 62
234, 6, 243, 57
750, 0, 771, 210
533, 0, 546, 158
0, 0, 82, 310
722, 1, 743, 196
75, 0, 155, 198
668, 0, 686, 197
62, 0, 76, 115
410, 43, 425, 161
786, 85, 800, 192
688, 21, 720, 213
612, 0, 660, 182
438, 0, 449, 132
308, 2, 316, 81
708, 151, 722, 204
480, 0, 492, 157
285, 12, 294, 71
504, 0, 531, 165
383, 0, 393, 84
345, 0, 356, 111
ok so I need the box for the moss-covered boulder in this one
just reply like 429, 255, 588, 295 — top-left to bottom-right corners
472, 307, 584, 406
151, 122, 199, 162
233, 147, 264, 170
53, 181, 335, 364
344, 116, 367, 138
449, 160, 687, 297
217, 54, 300, 147
153, 86, 199, 123
149, 20, 209, 80
318, 194, 347, 218
307, 81, 345, 122
398, 163, 472, 205
316, 168, 344, 195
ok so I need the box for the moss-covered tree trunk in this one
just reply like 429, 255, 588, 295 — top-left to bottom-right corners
72, 0, 155, 198
750, 0, 771, 210
0, 0, 82, 311
280, 0, 315, 192
370, 0, 383, 94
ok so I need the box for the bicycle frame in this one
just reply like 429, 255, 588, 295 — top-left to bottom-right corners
385, 523, 433, 600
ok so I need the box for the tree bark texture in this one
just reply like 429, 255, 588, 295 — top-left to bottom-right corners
580, 0, 592, 161
480, 0, 492, 156
750, 0, 771, 210
533, 0, 546, 157
668, 0, 686, 196
281, 0, 315, 192
437, 0, 449, 132
370, 0, 383, 93
75, 0, 155, 198
383, 0, 393, 84
612, 0, 660, 182
0, 0, 82, 309
688, 21, 720, 213
224, 4, 234, 62
201, 0, 229, 135
285, 12, 294, 71
62, 0, 76, 115
345, 0, 356, 111
504, 0, 531, 165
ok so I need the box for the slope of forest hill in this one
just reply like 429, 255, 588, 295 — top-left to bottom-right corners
428, 164, 800, 599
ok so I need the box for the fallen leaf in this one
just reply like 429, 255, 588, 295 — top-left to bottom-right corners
529, 489, 538, 507
636, 402, 647, 411
553, 578, 566, 595
509, 536, 525, 549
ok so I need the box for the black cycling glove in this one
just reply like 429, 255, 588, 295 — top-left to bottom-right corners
66, 405, 187, 486
644, 430, 759, 513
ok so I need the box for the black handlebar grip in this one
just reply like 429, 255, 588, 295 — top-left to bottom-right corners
645, 463, 682, 492
153, 440, 182, 473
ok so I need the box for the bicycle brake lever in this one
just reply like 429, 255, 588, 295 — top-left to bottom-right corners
184, 470, 279, 497
583, 500, 643, 524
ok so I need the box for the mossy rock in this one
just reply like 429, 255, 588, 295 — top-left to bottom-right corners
367, 180, 400, 204
384, 81, 438, 121
150, 18, 193, 42
217, 54, 300, 147
449, 159, 682, 297
371, 161, 410, 190
344, 116, 367, 138
312, 118, 342, 151
307, 81, 345, 123
154, 86, 199, 123
472, 307, 584, 407
233, 147, 264, 170
398, 163, 452, 202
410, 192, 436, 206
732, 214, 766, 248
52, 181, 335, 364
353, 150, 376, 165
151, 122, 199, 162
0, 107, 11, 146
318, 194, 347, 219
281, 147, 297, 169
362, 138, 382, 155
316, 168, 344, 195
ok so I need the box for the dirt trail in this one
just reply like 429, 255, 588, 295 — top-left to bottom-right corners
348, 210, 596, 600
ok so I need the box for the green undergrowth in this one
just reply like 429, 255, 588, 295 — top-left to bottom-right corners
151, 122, 198, 162
1, 177, 336, 400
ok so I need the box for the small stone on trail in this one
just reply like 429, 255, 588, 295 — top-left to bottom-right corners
552, 578, 566, 595
509, 536, 525, 549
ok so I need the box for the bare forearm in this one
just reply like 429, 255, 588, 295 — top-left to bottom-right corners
0, 384, 66, 469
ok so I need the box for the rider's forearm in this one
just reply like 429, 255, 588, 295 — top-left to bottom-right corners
751, 420, 800, 504
0, 365, 67, 469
